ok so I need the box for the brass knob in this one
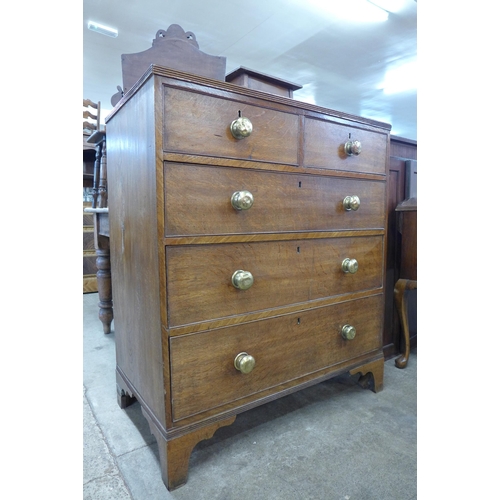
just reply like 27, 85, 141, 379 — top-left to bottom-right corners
231, 190, 254, 210
341, 325, 356, 340
234, 352, 256, 374
344, 140, 362, 156
342, 258, 358, 274
232, 270, 254, 290
230, 116, 253, 139
343, 195, 361, 211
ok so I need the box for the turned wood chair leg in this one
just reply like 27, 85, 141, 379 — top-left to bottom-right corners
97, 138, 108, 209
394, 278, 417, 369
96, 244, 113, 334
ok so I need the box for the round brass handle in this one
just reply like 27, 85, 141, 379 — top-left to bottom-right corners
231, 190, 254, 210
232, 270, 254, 290
342, 258, 358, 274
343, 195, 361, 211
230, 116, 253, 139
234, 352, 256, 374
341, 325, 356, 340
344, 140, 362, 156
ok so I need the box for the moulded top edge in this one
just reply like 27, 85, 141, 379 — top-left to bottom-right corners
106, 64, 392, 133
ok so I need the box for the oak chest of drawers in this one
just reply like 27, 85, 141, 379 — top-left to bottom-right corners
106, 65, 391, 491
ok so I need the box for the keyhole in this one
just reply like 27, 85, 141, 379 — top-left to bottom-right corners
298, 181, 302, 188
297, 317, 301, 325
238, 110, 242, 117
297, 246, 300, 253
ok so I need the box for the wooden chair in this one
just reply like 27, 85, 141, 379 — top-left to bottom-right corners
83, 99, 105, 208
83, 98, 101, 135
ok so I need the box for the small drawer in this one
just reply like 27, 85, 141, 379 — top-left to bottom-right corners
164, 163, 385, 236
304, 117, 387, 175
163, 87, 299, 165
166, 236, 383, 327
169, 294, 383, 420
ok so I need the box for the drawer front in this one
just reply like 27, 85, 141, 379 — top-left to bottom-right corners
166, 236, 383, 326
170, 294, 383, 420
164, 163, 385, 236
163, 87, 299, 165
304, 117, 387, 175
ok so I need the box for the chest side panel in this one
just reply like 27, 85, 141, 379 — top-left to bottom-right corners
107, 79, 166, 426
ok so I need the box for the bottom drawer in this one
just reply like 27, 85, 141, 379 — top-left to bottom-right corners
170, 294, 383, 421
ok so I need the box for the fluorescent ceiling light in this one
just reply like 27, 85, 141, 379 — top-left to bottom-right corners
305, 0, 389, 22
88, 21, 118, 38
381, 60, 417, 94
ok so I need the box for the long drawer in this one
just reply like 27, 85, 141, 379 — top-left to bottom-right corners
304, 116, 387, 175
169, 293, 383, 420
163, 87, 299, 165
164, 163, 385, 236
166, 236, 383, 326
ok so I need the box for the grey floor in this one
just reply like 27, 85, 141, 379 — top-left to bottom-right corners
83, 292, 417, 500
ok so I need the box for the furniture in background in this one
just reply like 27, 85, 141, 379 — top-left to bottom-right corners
106, 63, 390, 491
394, 198, 417, 368
83, 99, 113, 333
83, 196, 98, 293
225, 66, 302, 97
110, 23, 226, 106
83, 99, 101, 293
83, 98, 101, 135
383, 136, 417, 359
86, 204, 113, 334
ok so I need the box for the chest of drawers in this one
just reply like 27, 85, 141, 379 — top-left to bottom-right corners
106, 65, 391, 491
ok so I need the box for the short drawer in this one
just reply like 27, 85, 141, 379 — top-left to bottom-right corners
164, 163, 385, 236
166, 236, 383, 326
169, 293, 383, 420
304, 117, 387, 175
163, 87, 299, 165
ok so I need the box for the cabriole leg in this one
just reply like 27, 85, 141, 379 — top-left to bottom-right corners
394, 279, 417, 369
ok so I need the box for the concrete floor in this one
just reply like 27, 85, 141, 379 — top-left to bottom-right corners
83, 292, 417, 500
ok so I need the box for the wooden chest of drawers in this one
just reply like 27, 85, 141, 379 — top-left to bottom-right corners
106, 65, 391, 491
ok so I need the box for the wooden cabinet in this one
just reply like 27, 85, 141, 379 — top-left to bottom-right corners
106, 65, 391, 491
383, 136, 417, 358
